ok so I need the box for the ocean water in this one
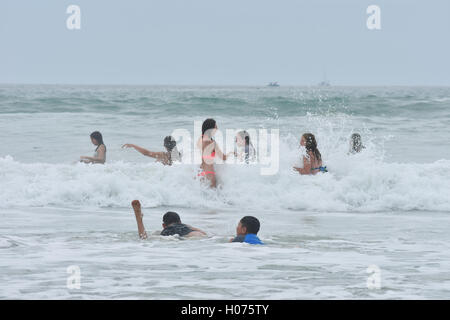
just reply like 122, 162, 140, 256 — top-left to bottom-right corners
1, 84, 450, 299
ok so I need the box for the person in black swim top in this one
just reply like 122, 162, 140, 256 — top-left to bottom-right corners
131, 200, 206, 239
230, 216, 264, 245
159, 212, 195, 236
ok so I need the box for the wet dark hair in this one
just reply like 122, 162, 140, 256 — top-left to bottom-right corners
350, 133, 364, 153
240, 216, 260, 234
163, 211, 181, 226
164, 136, 177, 152
90, 131, 105, 150
302, 133, 321, 161
236, 130, 254, 163
202, 118, 216, 137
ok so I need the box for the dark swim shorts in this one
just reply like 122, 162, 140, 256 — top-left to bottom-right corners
160, 223, 193, 237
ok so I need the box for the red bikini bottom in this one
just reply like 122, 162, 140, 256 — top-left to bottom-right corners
198, 171, 215, 177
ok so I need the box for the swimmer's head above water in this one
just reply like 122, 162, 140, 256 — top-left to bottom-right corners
232, 216, 264, 245
131, 200, 206, 239
164, 136, 181, 162
202, 118, 217, 138
90, 131, 104, 147
159, 211, 206, 237
301, 133, 321, 161
235, 130, 250, 147
164, 136, 177, 152
235, 130, 255, 162
236, 216, 260, 236
80, 131, 106, 164
162, 211, 182, 228
350, 133, 365, 153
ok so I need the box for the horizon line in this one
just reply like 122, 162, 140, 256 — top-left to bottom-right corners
1, 82, 449, 88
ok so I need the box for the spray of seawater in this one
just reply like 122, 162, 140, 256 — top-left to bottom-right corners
1, 115, 449, 212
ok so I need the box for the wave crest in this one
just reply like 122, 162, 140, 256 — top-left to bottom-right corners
1, 149, 449, 212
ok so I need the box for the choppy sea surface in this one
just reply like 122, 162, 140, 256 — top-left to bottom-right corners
1, 85, 450, 299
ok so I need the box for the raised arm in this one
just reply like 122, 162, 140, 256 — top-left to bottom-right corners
122, 143, 152, 156
122, 143, 169, 163
214, 142, 227, 161
132, 200, 148, 240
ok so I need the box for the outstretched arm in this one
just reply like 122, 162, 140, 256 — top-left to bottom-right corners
214, 142, 227, 161
122, 143, 169, 163
132, 200, 148, 240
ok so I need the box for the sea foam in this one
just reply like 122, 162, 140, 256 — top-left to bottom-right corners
1, 135, 449, 212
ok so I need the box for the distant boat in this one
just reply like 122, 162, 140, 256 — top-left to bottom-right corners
318, 80, 331, 87
267, 82, 280, 87
318, 73, 331, 87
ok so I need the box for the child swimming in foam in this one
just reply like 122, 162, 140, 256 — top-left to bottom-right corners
230, 216, 264, 245
131, 200, 206, 239
122, 136, 181, 166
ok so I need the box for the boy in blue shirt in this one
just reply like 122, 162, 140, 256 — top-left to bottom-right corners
230, 216, 264, 245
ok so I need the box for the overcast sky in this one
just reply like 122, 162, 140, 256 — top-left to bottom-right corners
0, 0, 449, 85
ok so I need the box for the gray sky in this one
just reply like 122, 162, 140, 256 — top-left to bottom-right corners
1, 0, 449, 85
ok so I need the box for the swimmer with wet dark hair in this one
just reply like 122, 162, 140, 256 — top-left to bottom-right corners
230, 216, 264, 245
122, 136, 181, 166
234, 130, 256, 163
293, 133, 327, 174
349, 133, 365, 154
196, 118, 230, 188
131, 200, 206, 239
80, 131, 106, 164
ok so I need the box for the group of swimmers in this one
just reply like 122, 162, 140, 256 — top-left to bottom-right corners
80, 119, 364, 244
81, 118, 364, 187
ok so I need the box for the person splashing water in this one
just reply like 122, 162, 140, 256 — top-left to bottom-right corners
349, 133, 365, 154
234, 130, 256, 163
196, 118, 229, 188
293, 133, 327, 175
131, 200, 206, 239
122, 135, 181, 166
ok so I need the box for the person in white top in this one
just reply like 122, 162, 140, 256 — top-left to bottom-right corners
80, 131, 106, 164
234, 130, 256, 163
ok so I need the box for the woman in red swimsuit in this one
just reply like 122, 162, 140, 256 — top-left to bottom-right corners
197, 118, 228, 188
